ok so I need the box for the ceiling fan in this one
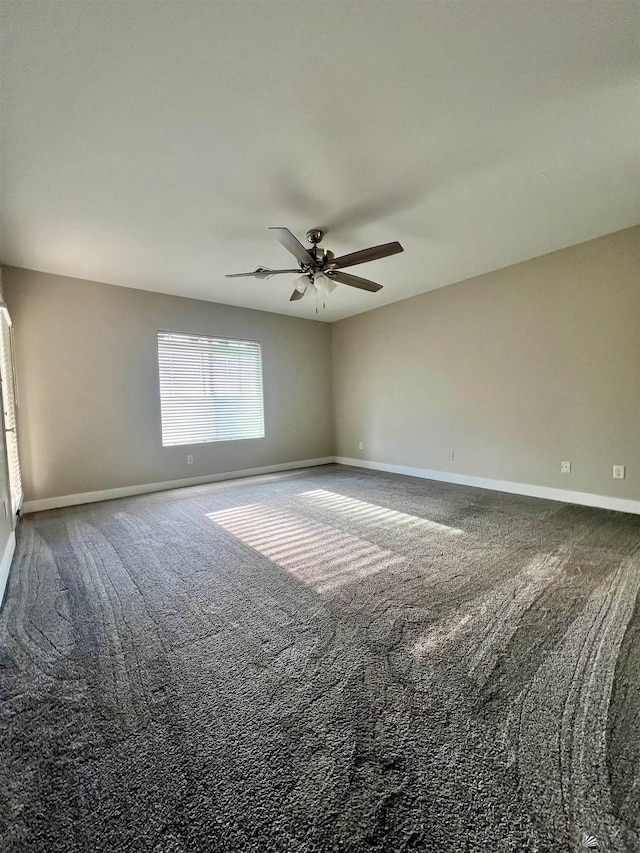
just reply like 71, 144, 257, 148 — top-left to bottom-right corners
226, 228, 403, 303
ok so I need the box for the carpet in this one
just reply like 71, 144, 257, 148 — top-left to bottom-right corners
1, 464, 639, 852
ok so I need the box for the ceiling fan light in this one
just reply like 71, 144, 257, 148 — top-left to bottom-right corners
294, 275, 309, 293
314, 272, 337, 294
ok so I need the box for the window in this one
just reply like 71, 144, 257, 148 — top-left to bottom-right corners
0, 306, 22, 518
157, 331, 265, 447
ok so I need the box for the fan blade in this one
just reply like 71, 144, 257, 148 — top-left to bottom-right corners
289, 288, 305, 301
269, 227, 315, 265
329, 241, 403, 270
328, 270, 383, 293
225, 267, 299, 280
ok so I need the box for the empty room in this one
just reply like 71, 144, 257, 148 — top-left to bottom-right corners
1, 2, 639, 851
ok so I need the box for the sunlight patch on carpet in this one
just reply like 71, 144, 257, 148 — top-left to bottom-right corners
298, 489, 463, 535
207, 503, 403, 592
411, 613, 474, 659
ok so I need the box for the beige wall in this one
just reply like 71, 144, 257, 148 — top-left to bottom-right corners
332, 227, 640, 501
2, 268, 333, 502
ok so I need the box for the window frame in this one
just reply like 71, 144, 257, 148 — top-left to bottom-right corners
157, 329, 266, 448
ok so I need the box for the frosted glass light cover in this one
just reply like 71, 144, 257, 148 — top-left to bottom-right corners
314, 272, 337, 293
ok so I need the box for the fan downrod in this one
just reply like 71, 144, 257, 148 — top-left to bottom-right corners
306, 229, 324, 245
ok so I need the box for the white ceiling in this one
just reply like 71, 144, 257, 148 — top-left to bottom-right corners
1, 1, 638, 323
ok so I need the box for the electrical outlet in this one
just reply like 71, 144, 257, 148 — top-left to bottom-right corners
187, 455, 194, 465
613, 465, 625, 479
358, 441, 364, 450
448, 450, 455, 461
561, 461, 571, 474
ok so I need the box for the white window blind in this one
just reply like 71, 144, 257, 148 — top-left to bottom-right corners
158, 331, 265, 447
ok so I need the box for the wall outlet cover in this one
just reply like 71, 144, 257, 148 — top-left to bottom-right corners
561, 461, 571, 474
613, 465, 625, 479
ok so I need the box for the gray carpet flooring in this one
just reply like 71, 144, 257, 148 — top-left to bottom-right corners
1, 464, 639, 853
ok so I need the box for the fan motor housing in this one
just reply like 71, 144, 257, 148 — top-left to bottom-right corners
307, 246, 334, 268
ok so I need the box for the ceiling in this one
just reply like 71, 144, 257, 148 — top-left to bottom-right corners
1, 1, 638, 323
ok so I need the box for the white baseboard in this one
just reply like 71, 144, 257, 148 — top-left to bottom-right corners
335, 457, 640, 515
21, 455, 640, 517
22, 457, 335, 514
0, 530, 16, 608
